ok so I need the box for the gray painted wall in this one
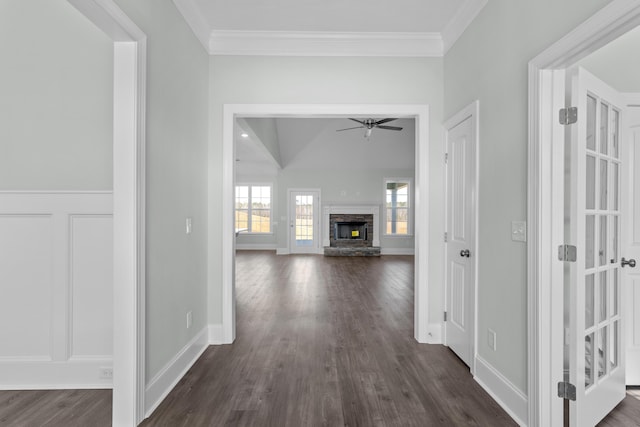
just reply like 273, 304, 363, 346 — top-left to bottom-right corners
444, 0, 612, 394
209, 56, 445, 326
114, 0, 210, 381
0, 0, 113, 190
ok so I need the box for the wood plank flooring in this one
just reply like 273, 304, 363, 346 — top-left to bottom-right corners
142, 252, 516, 426
1, 251, 640, 426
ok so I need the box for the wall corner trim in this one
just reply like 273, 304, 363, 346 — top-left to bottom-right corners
208, 323, 226, 345
474, 356, 528, 426
144, 327, 209, 418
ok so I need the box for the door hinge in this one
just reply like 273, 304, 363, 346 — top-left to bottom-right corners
445, 153, 449, 163
444, 311, 447, 322
558, 244, 577, 262
559, 107, 578, 125
557, 381, 576, 401
444, 232, 448, 242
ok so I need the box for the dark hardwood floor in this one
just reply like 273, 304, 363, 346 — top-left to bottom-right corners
142, 252, 516, 426
2, 251, 640, 426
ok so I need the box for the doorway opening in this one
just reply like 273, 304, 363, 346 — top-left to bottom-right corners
223, 104, 431, 345
528, 3, 640, 426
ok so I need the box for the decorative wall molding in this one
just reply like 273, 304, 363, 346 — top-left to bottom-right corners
209, 31, 443, 57
475, 356, 528, 426
0, 192, 113, 389
145, 327, 209, 417
441, 0, 488, 54
173, 0, 487, 57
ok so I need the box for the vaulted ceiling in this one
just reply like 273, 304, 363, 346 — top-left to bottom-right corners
235, 117, 416, 177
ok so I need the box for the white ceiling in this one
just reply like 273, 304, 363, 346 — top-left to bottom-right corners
173, 0, 488, 55
235, 117, 415, 177
195, 0, 465, 33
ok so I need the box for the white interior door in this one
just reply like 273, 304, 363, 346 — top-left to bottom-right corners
624, 97, 640, 385
289, 190, 320, 254
445, 105, 477, 369
566, 67, 627, 426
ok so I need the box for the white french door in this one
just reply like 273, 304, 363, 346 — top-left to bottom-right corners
444, 102, 477, 369
565, 67, 628, 426
289, 190, 320, 254
624, 97, 640, 385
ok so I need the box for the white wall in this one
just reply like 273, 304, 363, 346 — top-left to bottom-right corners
0, 0, 113, 191
113, 0, 211, 385
209, 56, 444, 327
444, 0, 612, 400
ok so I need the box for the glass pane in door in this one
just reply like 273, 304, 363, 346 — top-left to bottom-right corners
295, 195, 314, 247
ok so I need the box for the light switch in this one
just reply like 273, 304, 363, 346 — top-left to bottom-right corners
511, 221, 526, 242
186, 217, 192, 234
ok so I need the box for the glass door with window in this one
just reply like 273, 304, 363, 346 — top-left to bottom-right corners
289, 190, 320, 254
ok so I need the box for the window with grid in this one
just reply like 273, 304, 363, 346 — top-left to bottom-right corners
385, 179, 411, 235
235, 184, 272, 233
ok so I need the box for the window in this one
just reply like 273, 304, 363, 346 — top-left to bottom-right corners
235, 184, 272, 233
385, 179, 411, 235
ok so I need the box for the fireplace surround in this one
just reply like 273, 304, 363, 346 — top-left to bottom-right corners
323, 205, 380, 256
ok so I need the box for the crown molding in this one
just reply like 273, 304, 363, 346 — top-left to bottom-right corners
173, 0, 211, 51
208, 30, 443, 57
174, 0, 487, 57
441, 0, 488, 54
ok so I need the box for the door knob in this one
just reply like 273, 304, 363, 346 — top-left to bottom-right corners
621, 257, 637, 268
460, 249, 471, 258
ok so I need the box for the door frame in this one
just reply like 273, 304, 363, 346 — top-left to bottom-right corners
288, 188, 322, 254
222, 104, 430, 345
67, 1, 147, 425
528, 1, 640, 425
443, 100, 479, 375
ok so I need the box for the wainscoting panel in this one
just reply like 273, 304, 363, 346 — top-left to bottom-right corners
0, 192, 113, 389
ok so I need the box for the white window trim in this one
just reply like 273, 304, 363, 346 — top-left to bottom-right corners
383, 177, 413, 237
235, 182, 274, 235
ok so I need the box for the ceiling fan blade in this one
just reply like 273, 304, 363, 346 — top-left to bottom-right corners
377, 125, 403, 131
375, 118, 398, 125
336, 126, 364, 132
348, 118, 366, 125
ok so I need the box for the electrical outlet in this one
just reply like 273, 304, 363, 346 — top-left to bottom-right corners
186, 217, 192, 234
488, 329, 497, 351
186, 311, 192, 329
99, 367, 113, 380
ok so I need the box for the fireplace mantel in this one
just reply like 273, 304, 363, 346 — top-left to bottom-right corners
323, 205, 380, 247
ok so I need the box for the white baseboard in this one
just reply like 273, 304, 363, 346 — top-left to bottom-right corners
380, 247, 415, 255
235, 243, 277, 251
426, 322, 443, 343
208, 323, 227, 345
145, 327, 209, 418
0, 358, 113, 390
276, 248, 290, 255
474, 356, 528, 426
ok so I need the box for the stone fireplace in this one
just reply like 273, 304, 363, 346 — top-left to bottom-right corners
323, 205, 380, 256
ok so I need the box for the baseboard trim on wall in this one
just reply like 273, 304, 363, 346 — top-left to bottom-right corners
144, 327, 209, 418
208, 323, 226, 345
474, 356, 528, 426
380, 248, 415, 255
425, 322, 442, 344
0, 358, 113, 390
235, 243, 277, 251
276, 248, 290, 255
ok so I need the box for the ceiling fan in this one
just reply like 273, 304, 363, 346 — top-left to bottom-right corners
336, 118, 403, 138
